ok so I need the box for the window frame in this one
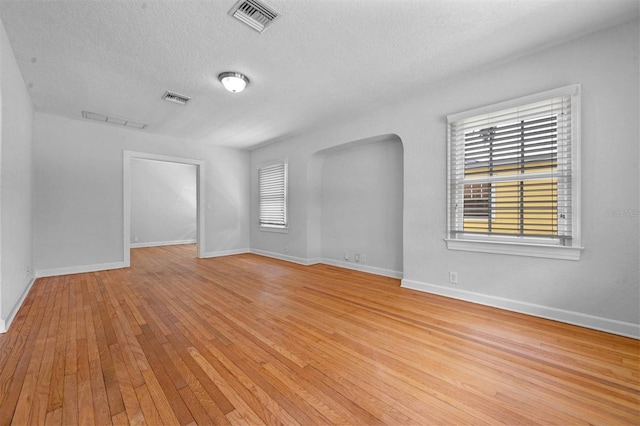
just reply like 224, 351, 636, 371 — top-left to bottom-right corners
258, 159, 289, 233
445, 85, 583, 260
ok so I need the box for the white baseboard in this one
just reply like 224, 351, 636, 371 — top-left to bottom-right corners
36, 261, 128, 278
401, 279, 640, 339
321, 258, 403, 279
0, 276, 37, 333
250, 249, 321, 266
203, 248, 250, 258
130, 239, 196, 248
248, 250, 403, 279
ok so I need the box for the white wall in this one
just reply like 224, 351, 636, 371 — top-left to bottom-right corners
251, 20, 640, 336
131, 159, 197, 247
320, 136, 403, 275
34, 113, 250, 274
0, 18, 34, 330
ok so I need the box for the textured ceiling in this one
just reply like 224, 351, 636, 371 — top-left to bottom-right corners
0, 0, 637, 149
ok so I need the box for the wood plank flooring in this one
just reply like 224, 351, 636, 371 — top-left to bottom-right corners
0, 244, 638, 425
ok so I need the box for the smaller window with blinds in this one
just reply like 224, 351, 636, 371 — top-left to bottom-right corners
446, 85, 582, 260
258, 160, 288, 230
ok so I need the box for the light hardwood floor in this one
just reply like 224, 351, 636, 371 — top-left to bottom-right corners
0, 244, 638, 425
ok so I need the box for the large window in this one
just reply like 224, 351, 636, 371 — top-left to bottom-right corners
446, 85, 582, 260
258, 160, 288, 230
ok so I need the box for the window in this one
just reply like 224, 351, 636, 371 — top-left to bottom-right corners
258, 160, 288, 230
446, 85, 582, 260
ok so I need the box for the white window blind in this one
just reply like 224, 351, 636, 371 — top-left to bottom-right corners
447, 85, 581, 252
259, 161, 288, 228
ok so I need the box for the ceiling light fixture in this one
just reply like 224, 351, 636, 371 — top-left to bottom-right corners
218, 72, 250, 93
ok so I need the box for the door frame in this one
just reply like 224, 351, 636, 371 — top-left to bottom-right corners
123, 150, 205, 266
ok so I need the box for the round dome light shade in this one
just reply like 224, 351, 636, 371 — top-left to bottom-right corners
218, 72, 249, 93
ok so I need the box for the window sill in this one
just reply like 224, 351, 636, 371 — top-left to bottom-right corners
260, 226, 289, 234
445, 238, 583, 260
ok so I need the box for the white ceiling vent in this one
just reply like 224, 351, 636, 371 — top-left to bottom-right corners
229, 0, 279, 33
162, 91, 191, 105
82, 111, 146, 129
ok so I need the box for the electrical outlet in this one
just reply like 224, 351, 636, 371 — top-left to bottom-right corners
449, 271, 458, 284
361, 254, 366, 264
354, 253, 360, 263
344, 251, 349, 261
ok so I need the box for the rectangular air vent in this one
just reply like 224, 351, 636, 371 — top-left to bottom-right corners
162, 91, 191, 105
229, 0, 279, 33
82, 111, 146, 129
